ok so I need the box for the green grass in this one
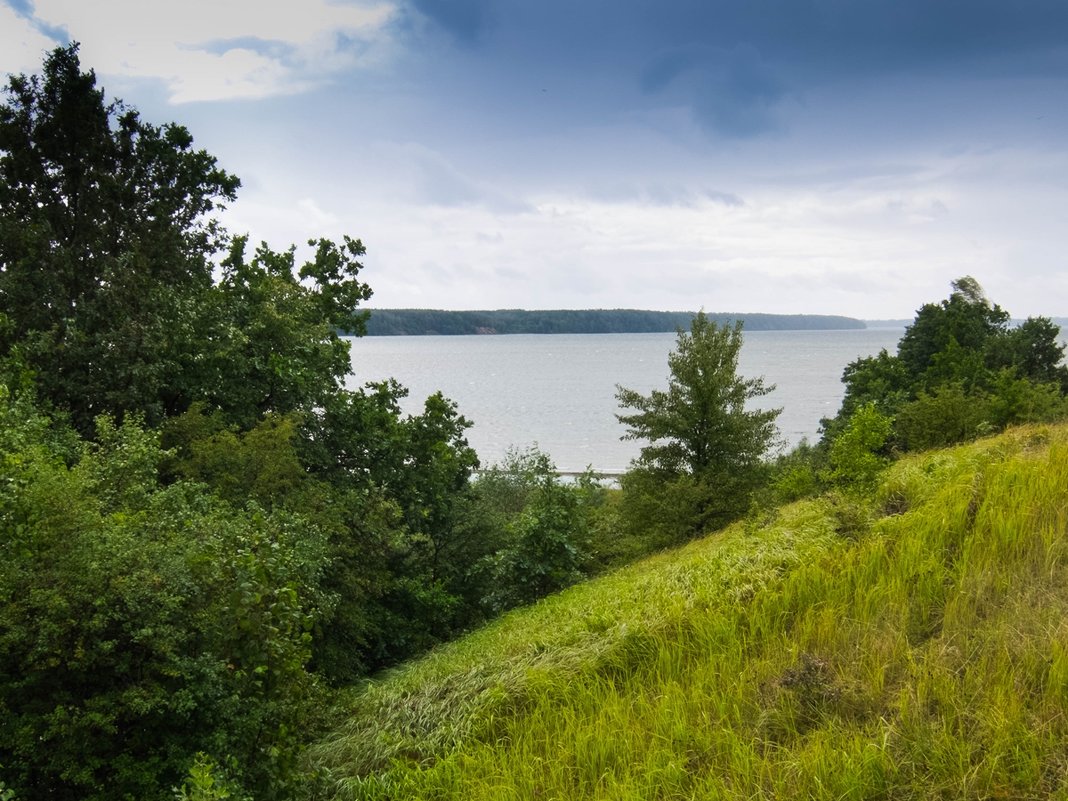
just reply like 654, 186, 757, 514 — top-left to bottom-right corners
310, 424, 1068, 800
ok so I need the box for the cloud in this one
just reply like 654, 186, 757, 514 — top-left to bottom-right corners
392, 0, 1068, 143
704, 190, 745, 207
641, 43, 788, 137
0, 2, 59, 75
632, 0, 1068, 77
7, 0, 1068, 323
296, 197, 340, 230
379, 142, 531, 212
5, 0, 397, 102
583, 182, 745, 209
340, 132, 1068, 318
408, 0, 492, 45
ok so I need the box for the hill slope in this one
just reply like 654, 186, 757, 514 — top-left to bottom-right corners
312, 424, 1068, 800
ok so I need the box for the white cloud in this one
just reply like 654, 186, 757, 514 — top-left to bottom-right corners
12, 0, 397, 102
296, 197, 340, 230
323, 140, 1067, 319
0, 4, 57, 76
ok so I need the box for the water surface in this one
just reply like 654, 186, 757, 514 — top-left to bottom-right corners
346, 329, 906, 473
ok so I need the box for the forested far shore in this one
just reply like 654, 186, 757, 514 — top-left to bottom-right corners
362, 308, 866, 335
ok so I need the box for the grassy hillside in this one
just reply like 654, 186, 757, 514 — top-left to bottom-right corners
311, 424, 1068, 800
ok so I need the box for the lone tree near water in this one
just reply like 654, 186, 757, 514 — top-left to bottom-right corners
616, 313, 781, 540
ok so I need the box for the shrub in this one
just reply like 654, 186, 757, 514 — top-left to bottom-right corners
828, 403, 893, 487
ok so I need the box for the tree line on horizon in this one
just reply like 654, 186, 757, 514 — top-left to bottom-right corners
362, 308, 865, 336
1, 45, 1066, 801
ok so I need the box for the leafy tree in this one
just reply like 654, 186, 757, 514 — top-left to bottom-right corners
827, 277, 1067, 451
161, 407, 309, 508
897, 276, 1010, 381
987, 316, 1068, 389
616, 313, 781, 540
468, 446, 559, 528
0, 44, 493, 796
0, 43, 239, 431
471, 448, 596, 614
0, 46, 376, 436
478, 476, 589, 613
983, 368, 1068, 428
207, 236, 371, 429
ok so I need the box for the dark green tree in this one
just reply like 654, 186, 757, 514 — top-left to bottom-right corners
296, 385, 484, 674
0, 45, 493, 794
0, 43, 240, 431
207, 235, 371, 429
616, 313, 781, 539
825, 277, 1067, 453
987, 316, 1068, 390
897, 276, 1011, 383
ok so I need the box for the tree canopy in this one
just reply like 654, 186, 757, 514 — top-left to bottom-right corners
0, 44, 242, 431
823, 276, 1067, 452
616, 313, 781, 539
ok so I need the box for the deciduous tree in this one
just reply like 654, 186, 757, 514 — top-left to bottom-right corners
825, 277, 1067, 451
0, 43, 239, 430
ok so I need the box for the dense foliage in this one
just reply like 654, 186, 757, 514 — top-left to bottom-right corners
824, 277, 1067, 450
0, 45, 599, 800
0, 45, 239, 433
755, 278, 1068, 506
0, 401, 329, 800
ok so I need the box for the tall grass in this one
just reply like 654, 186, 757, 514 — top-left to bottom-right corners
311, 424, 1068, 800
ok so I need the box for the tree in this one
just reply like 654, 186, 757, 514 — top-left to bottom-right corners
0, 43, 504, 798
827, 402, 893, 487
825, 277, 1067, 451
615, 313, 781, 539
470, 447, 599, 614
0, 44, 396, 437
0, 43, 240, 431
897, 276, 1010, 383
987, 316, 1068, 390
207, 235, 372, 429
478, 474, 589, 613
0, 44, 490, 795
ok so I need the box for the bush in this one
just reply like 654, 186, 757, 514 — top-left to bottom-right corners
827, 403, 893, 487
767, 439, 825, 504
894, 384, 989, 451
984, 370, 1067, 429
0, 410, 328, 800
473, 449, 595, 614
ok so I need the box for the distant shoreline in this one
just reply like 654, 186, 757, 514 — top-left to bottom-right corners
362, 308, 867, 336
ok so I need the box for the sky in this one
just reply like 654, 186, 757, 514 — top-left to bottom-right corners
3, 0, 1067, 319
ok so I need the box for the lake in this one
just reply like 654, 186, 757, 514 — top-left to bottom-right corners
345, 328, 908, 474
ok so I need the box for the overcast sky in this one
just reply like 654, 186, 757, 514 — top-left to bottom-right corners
4, 0, 1067, 318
